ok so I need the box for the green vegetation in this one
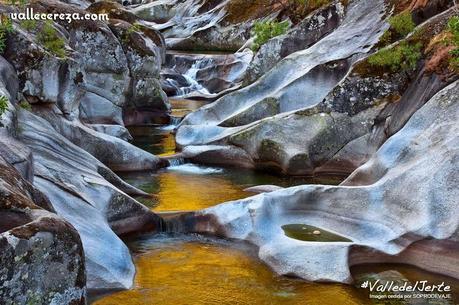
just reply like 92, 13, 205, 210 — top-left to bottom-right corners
379, 11, 416, 46
0, 17, 14, 54
7, 0, 29, 6
251, 20, 289, 51
19, 100, 32, 111
20, 19, 37, 31
368, 41, 422, 72
447, 16, 459, 68
122, 22, 142, 44
37, 21, 66, 58
126, 22, 142, 35
0, 95, 8, 118
389, 11, 416, 37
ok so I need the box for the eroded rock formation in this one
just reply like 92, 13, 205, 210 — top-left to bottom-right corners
168, 80, 459, 283
176, 1, 458, 178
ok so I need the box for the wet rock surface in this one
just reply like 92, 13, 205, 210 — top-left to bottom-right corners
130, 0, 258, 52
176, 0, 389, 174
16, 109, 162, 289
1, 0, 459, 301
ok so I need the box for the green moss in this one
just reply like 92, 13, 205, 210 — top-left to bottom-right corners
251, 20, 290, 51
368, 41, 422, 72
121, 22, 142, 44
7, 0, 29, 6
377, 11, 415, 47
258, 138, 285, 161
0, 95, 8, 116
37, 21, 66, 58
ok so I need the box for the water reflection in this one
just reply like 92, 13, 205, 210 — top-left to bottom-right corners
93, 234, 368, 305
119, 164, 326, 211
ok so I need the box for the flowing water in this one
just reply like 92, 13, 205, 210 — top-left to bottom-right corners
93, 97, 459, 305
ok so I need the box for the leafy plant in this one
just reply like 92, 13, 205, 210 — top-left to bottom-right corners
251, 20, 290, 51
0, 16, 14, 54
368, 41, 422, 72
0, 95, 9, 117
37, 21, 66, 58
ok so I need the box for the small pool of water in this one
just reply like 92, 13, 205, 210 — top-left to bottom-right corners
282, 224, 353, 242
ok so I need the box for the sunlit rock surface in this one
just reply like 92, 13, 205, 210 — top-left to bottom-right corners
169, 81, 459, 282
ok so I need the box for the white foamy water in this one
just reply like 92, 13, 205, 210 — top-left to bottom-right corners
167, 163, 224, 174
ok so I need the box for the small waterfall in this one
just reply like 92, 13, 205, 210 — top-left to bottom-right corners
170, 116, 182, 126
168, 157, 186, 167
175, 58, 214, 97
162, 50, 253, 99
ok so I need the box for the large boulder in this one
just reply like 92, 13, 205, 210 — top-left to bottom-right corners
108, 19, 170, 125
0, 155, 86, 305
168, 80, 459, 283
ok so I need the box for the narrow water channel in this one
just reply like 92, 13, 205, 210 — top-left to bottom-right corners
93, 97, 459, 305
